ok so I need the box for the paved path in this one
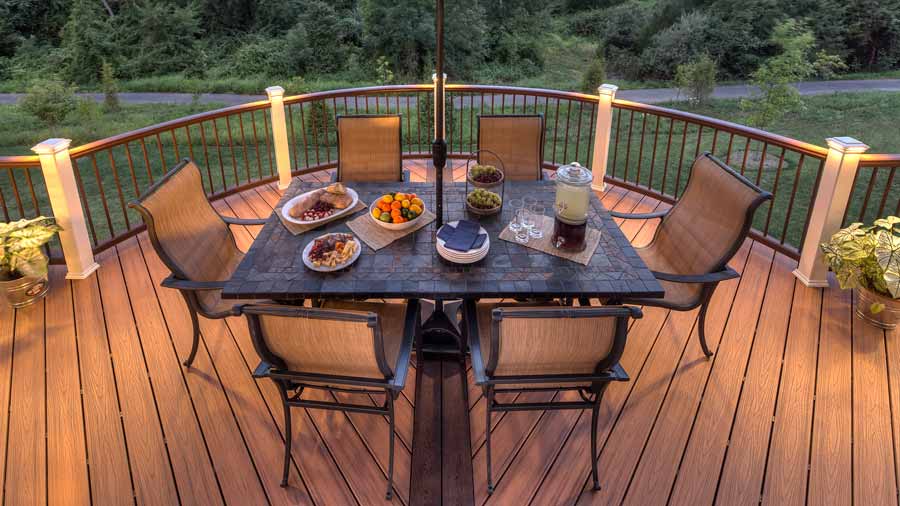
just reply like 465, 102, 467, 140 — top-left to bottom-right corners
0, 79, 898, 106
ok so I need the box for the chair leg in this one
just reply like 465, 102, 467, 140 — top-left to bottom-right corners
183, 298, 201, 367
590, 400, 601, 491
698, 301, 713, 358
386, 393, 396, 500
485, 387, 495, 494
279, 385, 292, 487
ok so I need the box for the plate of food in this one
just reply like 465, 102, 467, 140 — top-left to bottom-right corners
282, 183, 359, 225
369, 191, 427, 231
302, 233, 361, 272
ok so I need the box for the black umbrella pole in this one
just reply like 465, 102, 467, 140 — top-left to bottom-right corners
433, 0, 445, 229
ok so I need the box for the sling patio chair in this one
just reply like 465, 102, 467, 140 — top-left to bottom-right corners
240, 300, 421, 499
609, 152, 773, 357
477, 114, 547, 181
130, 158, 267, 367
463, 300, 643, 493
334, 114, 409, 183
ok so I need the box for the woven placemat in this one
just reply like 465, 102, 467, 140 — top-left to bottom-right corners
347, 209, 436, 251
499, 215, 601, 265
275, 200, 367, 236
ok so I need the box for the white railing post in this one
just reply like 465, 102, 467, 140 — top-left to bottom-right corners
266, 86, 292, 190
793, 136, 869, 287
590, 84, 618, 192
31, 138, 100, 280
432, 73, 447, 141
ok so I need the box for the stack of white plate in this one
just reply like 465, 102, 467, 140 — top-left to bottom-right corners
436, 221, 490, 264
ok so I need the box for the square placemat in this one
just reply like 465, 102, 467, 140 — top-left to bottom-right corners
499, 215, 601, 265
347, 209, 436, 250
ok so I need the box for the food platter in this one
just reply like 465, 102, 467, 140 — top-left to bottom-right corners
369, 191, 427, 231
282, 184, 359, 225
302, 233, 362, 272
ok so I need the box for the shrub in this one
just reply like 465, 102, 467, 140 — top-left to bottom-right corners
232, 35, 290, 77
580, 51, 607, 93
100, 61, 119, 112
113, 1, 202, 79
61, 0, 113, 84
20, 79, 77, 126
674, 54, 717, 104
740, 19, 846, 127
639, 11, 712, 79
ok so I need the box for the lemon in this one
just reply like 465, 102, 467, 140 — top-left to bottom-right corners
381, 195, 393, 204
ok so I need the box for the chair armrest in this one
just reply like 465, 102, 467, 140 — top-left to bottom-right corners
651, 267, 739, 284
221, 215, 268, 226
608, 209, 669, 220
389, 299, 421, 390
161, 275, 226, 291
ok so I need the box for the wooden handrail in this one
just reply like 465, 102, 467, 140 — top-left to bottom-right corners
281, 84, 434, 105
0, 155, 41, 168
858, 153, 900, 167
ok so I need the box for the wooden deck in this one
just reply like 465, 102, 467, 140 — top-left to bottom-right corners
2, 160, 898, 506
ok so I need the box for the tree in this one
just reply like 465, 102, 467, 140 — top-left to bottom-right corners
113, 1, 201, 79
100, 60, 119, 112
813, 0, 900, 70
640, 11, 712, 79
60, 0, 113, 83
740, 19, 845, 127
674, 53, 716, 104
283, 0, 361, 74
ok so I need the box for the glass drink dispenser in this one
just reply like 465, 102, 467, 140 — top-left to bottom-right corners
552, 162, 592, 251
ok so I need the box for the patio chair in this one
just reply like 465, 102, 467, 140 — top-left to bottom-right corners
463, 301, 642, 493
129, 159, 267, 367
610, 153, 773, 357
240, 299, 421, 499
334, 114, 409, 182
477, 115, 547, 181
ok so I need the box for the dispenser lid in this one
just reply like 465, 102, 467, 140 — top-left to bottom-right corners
556, 162, 592, 186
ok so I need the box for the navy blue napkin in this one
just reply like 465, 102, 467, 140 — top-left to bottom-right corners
438, 221, 487, 252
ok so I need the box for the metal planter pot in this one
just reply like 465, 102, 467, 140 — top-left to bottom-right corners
855, 287, 900, 330
0, 274, 50, 308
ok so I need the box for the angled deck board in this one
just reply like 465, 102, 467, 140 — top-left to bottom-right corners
44, 268, 90, 506
761, 280, 823, 505
807, 281, 853, 506
0, 281, 16, 501
5, 299, 46, 505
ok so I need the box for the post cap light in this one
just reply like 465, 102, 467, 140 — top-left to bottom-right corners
597, 84, 618, 98
432, 73, 447, 82
265, 86, 285, 99
32, 138, 72, 155
826, 136, 869, 154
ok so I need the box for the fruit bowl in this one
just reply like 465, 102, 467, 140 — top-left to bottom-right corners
466, 188, 502, 216
369, 192, 427, 231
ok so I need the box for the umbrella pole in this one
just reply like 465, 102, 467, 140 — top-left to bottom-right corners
432, 0, 446, 229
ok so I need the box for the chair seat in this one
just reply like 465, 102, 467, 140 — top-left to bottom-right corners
322, 300, 409, 375
195, 249, 259, 316
632, 245, 703, 309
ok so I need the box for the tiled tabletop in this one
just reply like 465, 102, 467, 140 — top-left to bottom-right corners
222, 180, 665, 301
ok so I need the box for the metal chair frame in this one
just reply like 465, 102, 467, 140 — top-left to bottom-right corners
129, 158, 267, 367
463, 301, 642, 493
477, 114, 548, 181
240, 300, 421, 499
334, 114, 409, 183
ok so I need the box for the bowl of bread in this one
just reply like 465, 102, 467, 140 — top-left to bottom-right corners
281, 183, 359, 225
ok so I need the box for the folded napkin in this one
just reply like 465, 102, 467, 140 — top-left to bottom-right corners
438, 220, 487, 252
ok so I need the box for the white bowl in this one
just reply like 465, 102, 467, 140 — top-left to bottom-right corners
282, 188, 359, 225
369, 200, 427, 231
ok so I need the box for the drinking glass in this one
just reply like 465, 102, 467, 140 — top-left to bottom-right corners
529, 204, 545, 239
507, 199, 524, 232
514, 208, 530, 243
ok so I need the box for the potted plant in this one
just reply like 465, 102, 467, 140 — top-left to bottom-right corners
821, 216, 899, 329
0, 216, 62, 308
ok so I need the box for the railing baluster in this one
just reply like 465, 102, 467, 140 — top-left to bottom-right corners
710, 129, 719, 156
238, 113, 252, 182
762, 148, 786, 237
296, 103, 311, 169
124, 142, 142, 196
725, 133, 735, 165
469, 94, 475, 154
739, 137, 751, 175
262, 110, 275, 176
562, 100, 573, 164
574, 101, 584, 166
170, 130, 180, 160
88, 154, 114, 237
211, 120, 227, 188
405, 95, 413, 154
107, 149, 131, 229
780, 154, 806, 244
635, 112, 647, 185
224, 115, 241, 184
70, 158, 99, 245
249, 111, 263, 180
287, 104, 301, 169
552, 99, 562, 165
876, 166, 897, 217
610, 108, 622, 178
674, 121, 688, 197
692, 125, 703, 166
22, 167, 41, 216
5, 168, 24, 218
197, 124, 214, 192
648, 115, 660, 190
184, 126, 195, 163
661, 118, 674, 194
0, 171, 10, 221
856, 167, 879, 222
155, 133, 167, 171
755, 142, 768, 187
587, 102, 597, 167
139, 138, 154, 184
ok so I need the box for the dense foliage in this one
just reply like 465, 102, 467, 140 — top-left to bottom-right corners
0, 0, 898, 90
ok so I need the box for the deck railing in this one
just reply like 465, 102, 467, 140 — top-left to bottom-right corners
0, 83, 896, 286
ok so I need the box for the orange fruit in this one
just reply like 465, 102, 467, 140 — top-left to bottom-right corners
378, 202, 391, 212
401, 199, 410, 208
391, 200, 402, 210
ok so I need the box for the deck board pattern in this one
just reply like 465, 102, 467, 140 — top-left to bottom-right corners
1, 160, 896, 505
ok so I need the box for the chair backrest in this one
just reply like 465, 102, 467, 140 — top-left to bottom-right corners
336, 114, 403, 182
129, 159, 241, 282
485, 306, 640, 378
649, 153, 773, 276
242, 305, 395, 381
478, 115, 544, 181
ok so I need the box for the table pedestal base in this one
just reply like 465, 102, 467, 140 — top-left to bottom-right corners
419, 299, 464, 358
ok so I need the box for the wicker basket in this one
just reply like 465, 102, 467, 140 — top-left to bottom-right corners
465, 150, 505, 218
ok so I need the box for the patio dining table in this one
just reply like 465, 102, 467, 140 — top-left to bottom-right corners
221, 179, 665, 302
